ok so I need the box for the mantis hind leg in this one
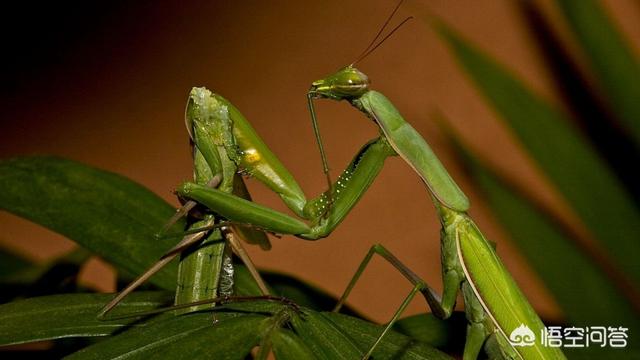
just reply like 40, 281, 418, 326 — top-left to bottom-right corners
464, 322, 487, 360
483, 332, 519, 360
333, 244, 463, 359
461, 282, 489, 360
461, 282, 518, 360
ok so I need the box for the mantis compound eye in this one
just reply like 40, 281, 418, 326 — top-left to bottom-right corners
338, 67, 370, 95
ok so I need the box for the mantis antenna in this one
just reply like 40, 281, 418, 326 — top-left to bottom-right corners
307, 0, 413, 220
352, 0, 413, 66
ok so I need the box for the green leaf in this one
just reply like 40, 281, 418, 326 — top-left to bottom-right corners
0, 156, 184, 290
435, 23, 640, 284
0, 289, 452, 359
271, 329, 318, 360
0, 157, 271, 296
325, 312, 454, 360
392, 312, 466, 350
555, 0, 640, 143
290, 310, 363, 360
460, 146, 639, 338
67, 313, 263, 360
0, 292, 173, 345
216, 298, 295, 315
321, 313, 452, 360
290, 310, 452, 360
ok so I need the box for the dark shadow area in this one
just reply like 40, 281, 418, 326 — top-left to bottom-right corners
263, 271, 362, 317
1, 2, 125, 95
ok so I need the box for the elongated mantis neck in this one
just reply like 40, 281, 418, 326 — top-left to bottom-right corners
433, 200, 464, 228
349, 91, 378, 124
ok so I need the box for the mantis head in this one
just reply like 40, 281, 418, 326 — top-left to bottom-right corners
308, 0, 411, 102
308, 66, 370, 101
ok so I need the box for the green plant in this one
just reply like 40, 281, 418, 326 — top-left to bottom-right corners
0, 156, 454, 359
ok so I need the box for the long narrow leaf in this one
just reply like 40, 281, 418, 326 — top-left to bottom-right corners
67, 313, 263, 360
517, 1, 640, 202
290, 310, 363, 360
0, 156, 182, 290
0, 292, 173, 345
435, 23, 640, 284
555, 0, 640, 143
272, 329, 318, 360
461, 147, 637, 326
0, 157, 288, 297
325, 312, 454, 360
458, 145, 639, 356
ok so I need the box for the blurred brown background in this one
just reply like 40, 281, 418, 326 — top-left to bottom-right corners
1, 0, 638, 323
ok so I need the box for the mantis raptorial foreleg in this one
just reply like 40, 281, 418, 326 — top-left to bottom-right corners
176, 136, 396, 239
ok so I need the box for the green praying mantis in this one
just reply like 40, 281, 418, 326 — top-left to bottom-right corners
99, 87, 273, 316
99, 2, 567, 359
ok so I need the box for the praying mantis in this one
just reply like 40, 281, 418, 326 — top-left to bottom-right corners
99, 2, 567, 359
99, 87, 273, 316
